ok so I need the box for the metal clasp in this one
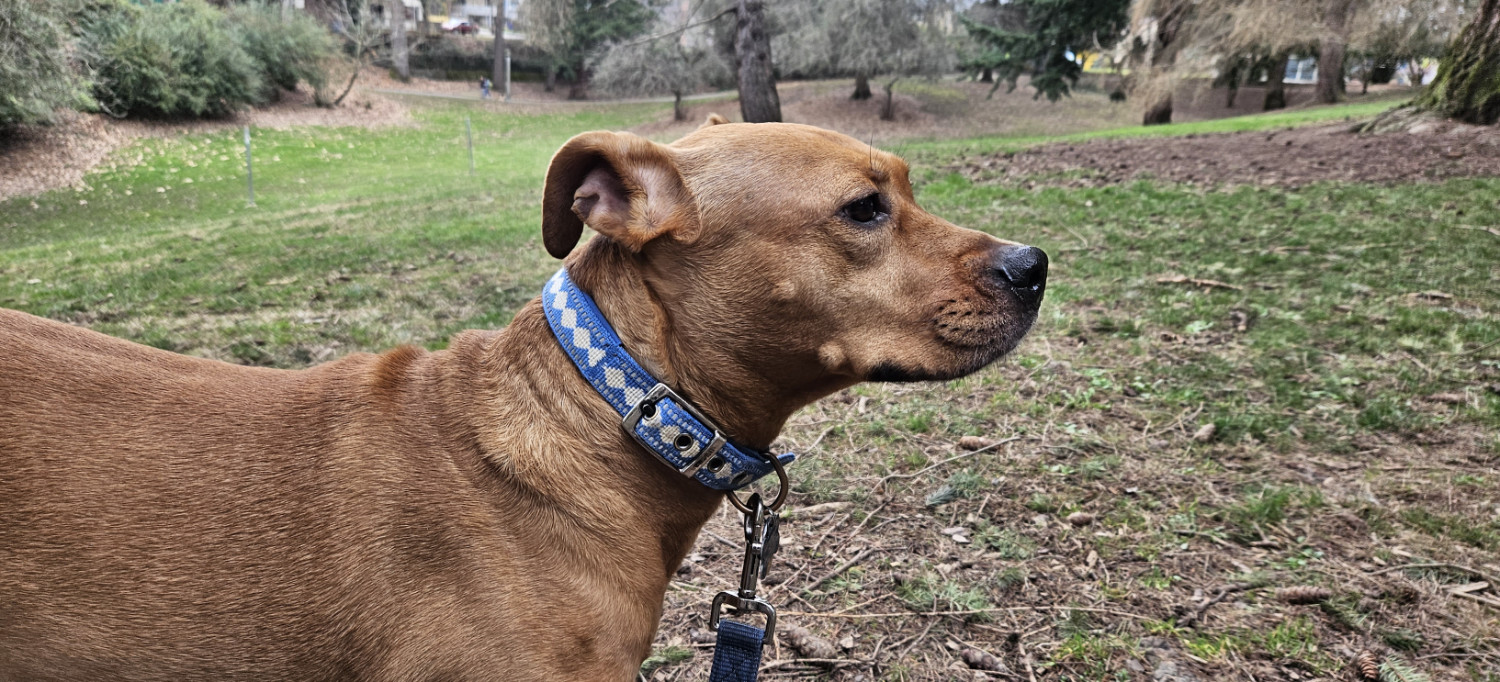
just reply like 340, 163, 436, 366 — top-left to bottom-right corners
621, 383, 727, 478
708, 494, 779, 636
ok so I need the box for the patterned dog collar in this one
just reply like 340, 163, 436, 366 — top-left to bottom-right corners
542, 268, 795, 491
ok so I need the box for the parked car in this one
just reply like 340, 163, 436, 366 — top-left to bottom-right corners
441, 19, 478, 35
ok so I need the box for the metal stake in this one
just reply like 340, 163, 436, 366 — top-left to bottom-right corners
243, 126, 255, 207
465, 116, 475, 176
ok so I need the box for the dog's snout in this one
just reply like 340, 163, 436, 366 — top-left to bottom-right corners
989, 245, 1048, 303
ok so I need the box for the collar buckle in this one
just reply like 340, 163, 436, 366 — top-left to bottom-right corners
621, 383, 728, 478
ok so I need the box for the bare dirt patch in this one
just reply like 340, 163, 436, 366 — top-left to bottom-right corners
630, 78, 1141, 147
0, 82, 405, 202
957, 121, 1500, 189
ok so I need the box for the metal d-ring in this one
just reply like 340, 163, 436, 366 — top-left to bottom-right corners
727, 450, 789, 514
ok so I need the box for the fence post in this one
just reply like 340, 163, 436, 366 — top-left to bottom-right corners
465, 116, 475, 176
243, 125, 255, 207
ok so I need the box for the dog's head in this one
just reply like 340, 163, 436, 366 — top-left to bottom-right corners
541, 116, 1046, 399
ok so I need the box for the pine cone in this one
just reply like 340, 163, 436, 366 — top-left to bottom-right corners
960, 647, 1009, 673
779, 625, 838, 659
1354, 650, 1380, 681
1278, 586, 1333, 604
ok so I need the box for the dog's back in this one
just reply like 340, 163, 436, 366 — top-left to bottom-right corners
0, 309, 504, 680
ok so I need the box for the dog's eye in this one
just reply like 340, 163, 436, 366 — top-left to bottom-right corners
842, 194, 885, 226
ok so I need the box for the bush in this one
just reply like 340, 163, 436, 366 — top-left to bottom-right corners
229, 4, 335, 98
85, 0, 261, 118
0, 0, 88, 128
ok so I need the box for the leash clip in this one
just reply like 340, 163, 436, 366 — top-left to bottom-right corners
708, 493, 780, 637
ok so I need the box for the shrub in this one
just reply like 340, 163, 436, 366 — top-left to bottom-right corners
229, 4, 334, 98
0, 0, 88, 128
86, 0, 261, 118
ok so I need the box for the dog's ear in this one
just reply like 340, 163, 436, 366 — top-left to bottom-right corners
541, 131, 700, 259
700, 113, 731, 128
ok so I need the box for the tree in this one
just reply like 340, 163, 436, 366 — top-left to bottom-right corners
229, 2, 336, 102
592, 21, 730, 121
0, 0, 87, 130
777, 0, 953, 119
962, 0, 1131, 102
734, 0, 781, 122
1316, 0, 1357, 102
1125, 0, 1194, 124
328, 0, 387, 106
517, 0, 651, 99
1415, 0, 1499, 123
520, 0, 571, 91
390, 0, 408, 79
492, 0, 507, 97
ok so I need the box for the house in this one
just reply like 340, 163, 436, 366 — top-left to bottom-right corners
448, 0, 526, 40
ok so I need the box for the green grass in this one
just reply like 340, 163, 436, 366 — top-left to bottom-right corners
903, 96, 1409, 159
0, 100, 662, 363
4, 92, 1498, 681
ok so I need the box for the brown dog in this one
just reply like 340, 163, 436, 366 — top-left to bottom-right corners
0, 116, 1046, 681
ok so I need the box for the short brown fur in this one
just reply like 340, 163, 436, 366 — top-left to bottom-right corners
0, 119, 1042, 681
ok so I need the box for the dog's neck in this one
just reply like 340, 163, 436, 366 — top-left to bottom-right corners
568, 240, 841, 450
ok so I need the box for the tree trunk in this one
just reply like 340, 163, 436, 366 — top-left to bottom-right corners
880, 78, 898, 121
734, 0, 781, 123
1417, 0, 1500, 124
1226, 79, 1238, 108
391, 0, 409, 80
544, 62, 557, 92
852, 74, 872, 100
1316, 0, 1356, 104
333, 46, 370, 106
491, 8, 508, 98
1265, 53, 1290, 110
673, 92, 686, 121
980, 68, 993, 83
568, 73, 588, 100
1143, 95, 1172, 125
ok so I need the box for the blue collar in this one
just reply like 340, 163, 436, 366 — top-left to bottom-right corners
541, 268, 795, 491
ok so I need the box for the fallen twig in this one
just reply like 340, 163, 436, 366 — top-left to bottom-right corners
1453, 225, 1500, 238
1367, 562, 1500, 587
803, 548, 876, 594
1155, 275, 1244, 291
758, 657, 868, 672
782, 604, 1156, 621
1177, 582, 1257, 628
1450, 590, 1500, 608
874, 437, 1021, 491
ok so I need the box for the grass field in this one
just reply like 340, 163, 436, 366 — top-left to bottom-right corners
2, 94, 1497, 681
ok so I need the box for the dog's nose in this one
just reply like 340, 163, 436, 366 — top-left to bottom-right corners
990, 245, 1048, 303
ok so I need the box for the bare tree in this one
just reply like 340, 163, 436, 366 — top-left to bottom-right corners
777, 0, 954, 118
1125, 0, 1463, 118
390, 0, 409, 79
492, 0, 507, 97
592, 19, 731, 121
330, 0, 387, 105
1316, 0, 1357, 102
521, 0, 571, 92
1125, 0, 1194, 125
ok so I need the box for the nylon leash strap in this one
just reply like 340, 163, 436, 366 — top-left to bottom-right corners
708, 493, 780, 682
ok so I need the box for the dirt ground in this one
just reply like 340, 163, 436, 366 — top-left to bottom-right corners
631, 79, 1142, 147
953, 120, 1500, 189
